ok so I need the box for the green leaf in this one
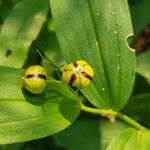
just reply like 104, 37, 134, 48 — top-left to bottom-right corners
50, 0, 135, 110
54, 120, 128, 150
107, 128, 150, 150
136, 50, 150, 82
123, 93, 150, 128
0, 66, 80, 144
0, 0, 49, 67
100, 121, 128, 150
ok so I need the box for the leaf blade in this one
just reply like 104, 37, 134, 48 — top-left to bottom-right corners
107, 128, 150, 150
50, 0, 135, 110
0, 0, 49, 67
0, 66, 80, 144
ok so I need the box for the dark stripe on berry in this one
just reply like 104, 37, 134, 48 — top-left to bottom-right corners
26, 74, 46, 80
26, 74, 34, 78
69, 74, 76, 86
81, 71, 92, 80
73, 62, 78, 68
38, 74, 47, 79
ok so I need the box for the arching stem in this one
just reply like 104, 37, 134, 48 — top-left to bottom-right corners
80, 103, 146, 131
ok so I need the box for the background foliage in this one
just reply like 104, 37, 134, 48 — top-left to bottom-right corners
0, 0, 150, 149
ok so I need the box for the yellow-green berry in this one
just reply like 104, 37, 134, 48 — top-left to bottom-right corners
62, 60, 94, 88
22, 65, 47, 94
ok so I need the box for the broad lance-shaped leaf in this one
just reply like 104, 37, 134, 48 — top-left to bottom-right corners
107, 128, 150, 150
0, 0, 49, 68
0, 66, 80, 144
50, 0, 135, 110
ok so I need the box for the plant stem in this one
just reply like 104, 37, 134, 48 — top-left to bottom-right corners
81, 103, 145, 131
116, 112, 145, 130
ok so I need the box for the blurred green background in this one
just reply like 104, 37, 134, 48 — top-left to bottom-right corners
0, 0, 150, 149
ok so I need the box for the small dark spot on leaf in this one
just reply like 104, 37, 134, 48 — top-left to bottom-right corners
5, 49, 12, 57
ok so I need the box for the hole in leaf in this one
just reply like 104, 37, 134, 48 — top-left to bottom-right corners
130, 23, 150, 54
126, 34, 135, 53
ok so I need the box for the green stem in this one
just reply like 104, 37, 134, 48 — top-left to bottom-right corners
81, 103, 145, 131
116, 112, 145, 130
